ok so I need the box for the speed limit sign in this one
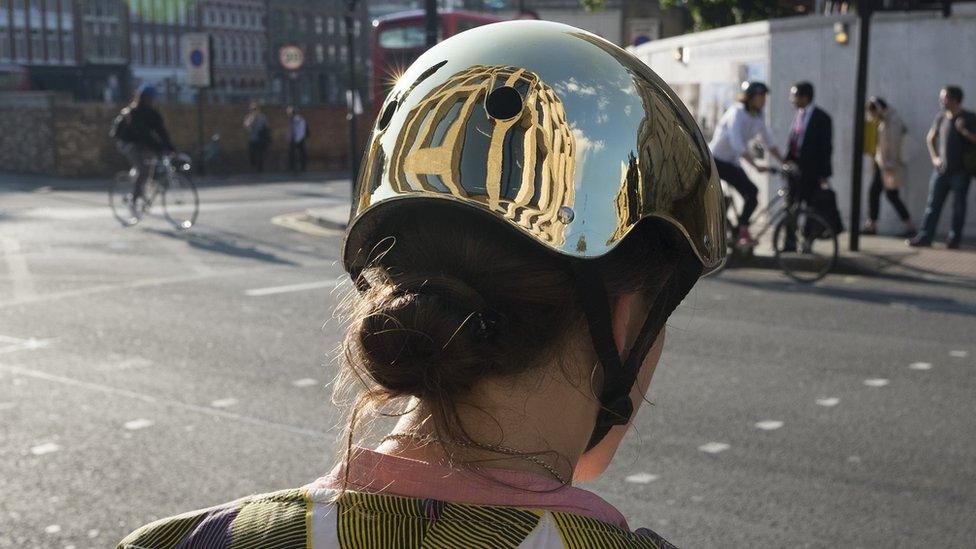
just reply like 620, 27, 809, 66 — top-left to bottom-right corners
279, 45, 304, 71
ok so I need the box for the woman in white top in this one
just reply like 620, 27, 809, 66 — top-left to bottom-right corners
709, 81, 786, 244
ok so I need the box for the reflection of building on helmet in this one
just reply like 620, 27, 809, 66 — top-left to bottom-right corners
380, 64, 577, 245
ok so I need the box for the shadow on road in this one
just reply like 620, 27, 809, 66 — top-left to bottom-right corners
145, 227, 299, 266
721, 277, 976, 317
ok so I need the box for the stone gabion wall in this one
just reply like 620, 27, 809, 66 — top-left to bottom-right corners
0, 106, 57, 175
0, 92, 373, 178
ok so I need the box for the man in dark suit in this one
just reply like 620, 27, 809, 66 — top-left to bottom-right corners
785, 82, 833, 205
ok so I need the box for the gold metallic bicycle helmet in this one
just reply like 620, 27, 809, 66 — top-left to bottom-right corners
343, 20, 725, 449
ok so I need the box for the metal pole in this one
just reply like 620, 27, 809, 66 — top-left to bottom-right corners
848, 1, 873, 251
196, 88, 205, 175
425, 0, 438, 48
345, 0, 360, 191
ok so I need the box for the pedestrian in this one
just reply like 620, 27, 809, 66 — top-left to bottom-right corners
785, 82, 833, 205
117, 20, 725, 549
286, 105, 308, 173
863, 97, 916, 237
243, 101, 270, 173
909, 85, 976, 249
110, 84, 175, 213
709, 80, 786, 245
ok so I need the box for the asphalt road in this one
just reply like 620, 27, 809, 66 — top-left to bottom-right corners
1, 178, 974, 548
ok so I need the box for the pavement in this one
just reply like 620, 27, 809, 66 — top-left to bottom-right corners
306, 201, 976, 288
2, 175, 976, 548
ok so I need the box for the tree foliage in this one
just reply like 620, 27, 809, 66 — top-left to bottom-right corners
659, 0, 807, 30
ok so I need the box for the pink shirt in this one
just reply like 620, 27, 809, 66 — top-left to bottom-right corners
308, 447, 629, 529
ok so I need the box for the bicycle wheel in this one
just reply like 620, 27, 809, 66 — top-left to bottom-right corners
109, 170, 142, 227
772, 208, 838, 283
162, 172, 198, 230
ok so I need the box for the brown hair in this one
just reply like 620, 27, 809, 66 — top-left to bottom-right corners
333, 206, 683, 488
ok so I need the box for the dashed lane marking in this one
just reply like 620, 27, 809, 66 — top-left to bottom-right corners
625, 473, 659, 484
864, 378, 889, 387
909, 362, 933, 370
0, 363, 328, 438
0, 335, 50, 355
949, 350, 969, 359
816, 397, 840, 407
292, 378, 318, 387
245, 279, 343, 297
755, 420, 784, 431
31, 442, 61, 455
698, 442, 730, 454
1, 236, 37, 301
124, 418, 154, 430
210, 398, 238, 408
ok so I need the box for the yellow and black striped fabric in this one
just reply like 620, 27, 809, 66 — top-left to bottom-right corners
118, 488, 676, 548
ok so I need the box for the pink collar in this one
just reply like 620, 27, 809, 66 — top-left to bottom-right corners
308, 447, 628, 529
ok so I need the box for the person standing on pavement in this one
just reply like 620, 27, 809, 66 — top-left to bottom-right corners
784, 82, 833, 207
909, 86, 976, 249
286, 105, 309, 173
709, 81, 786, 245
243, 101, 270, 173
864, 97, 916, 237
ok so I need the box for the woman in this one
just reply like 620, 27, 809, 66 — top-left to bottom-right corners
709, 81, 786, 245
243, 101, 270, 172
863, 97, 915, 237
118, 21, 725, 549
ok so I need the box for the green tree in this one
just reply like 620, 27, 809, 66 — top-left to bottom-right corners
659, 0, 809, 30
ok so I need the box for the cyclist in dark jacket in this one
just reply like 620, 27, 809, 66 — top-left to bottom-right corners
114, 84, 174, 204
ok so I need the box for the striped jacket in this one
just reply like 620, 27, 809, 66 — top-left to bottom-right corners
117, 488, 677, 549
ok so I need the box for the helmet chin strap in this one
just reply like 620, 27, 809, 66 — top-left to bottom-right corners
573, 251, 703, 451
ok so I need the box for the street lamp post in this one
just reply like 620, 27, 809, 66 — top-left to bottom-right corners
848, 0, 874, 252
344, 0, 360, 194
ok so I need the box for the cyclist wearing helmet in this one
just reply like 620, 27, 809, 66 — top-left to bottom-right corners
710, 81, 785, 245
112, 84, 175, 210
118, 21, 724, 549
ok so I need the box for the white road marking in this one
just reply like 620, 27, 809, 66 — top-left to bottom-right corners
245, 279, 342, 297
124, 418, 154, 430
0, 335, 50, 355
625, 473, 659, 484
949, 350, 969, 358
816, 397, 840, 407
31, 442, 61, 455
698, 442, 730, 454
44, 524, 61, 534
1, 236, 37, 300
843, 275, 859, 283
909, 362, 933, 370
292, 378, 318, 387
755, 420, 784, 431
863, 378, 889, 387
210, 397, 238, 408
87, 529, 100, 538
0, 363, 328, 438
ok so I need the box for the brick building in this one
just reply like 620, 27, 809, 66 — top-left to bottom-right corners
199, 0, 266, 103
265, 0, 370, 107
0, 0, 128, 100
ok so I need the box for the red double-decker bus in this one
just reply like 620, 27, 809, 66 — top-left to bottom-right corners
370, 10, 502, 109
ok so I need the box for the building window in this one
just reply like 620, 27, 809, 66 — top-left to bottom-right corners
315, 15, 322, 34
328, 44, 335, 62
30, 28, 42, 62
298, 13, 306, 33
131, 34, 141, 64
327, 16, 334, 35
143, 33, 152, 64
156, 34, 164, 64
0, 28, 10, 62
168, 35, 177, 66
62, 31, 74, 62
315, 43, 323, 63
47, 29, 60, 62
354, 20, 360, 37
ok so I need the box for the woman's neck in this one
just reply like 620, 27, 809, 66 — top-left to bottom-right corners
375, 370, 599, 484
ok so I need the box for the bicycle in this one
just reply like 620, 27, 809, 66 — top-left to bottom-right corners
720, 165, 838, 283
110, 152, 199, 230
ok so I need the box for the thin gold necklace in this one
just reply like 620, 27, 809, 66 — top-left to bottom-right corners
381, 432, 568, 485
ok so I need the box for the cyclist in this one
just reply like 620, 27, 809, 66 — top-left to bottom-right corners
118, 21, 724, 549
710, 81, 786, 245
112, 84, 174, 211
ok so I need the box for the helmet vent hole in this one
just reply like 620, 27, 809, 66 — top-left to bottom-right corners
377, 100, 398, 131
485, 86, 523, 120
